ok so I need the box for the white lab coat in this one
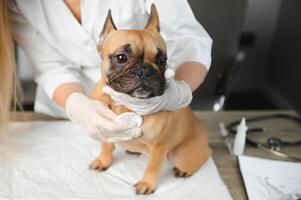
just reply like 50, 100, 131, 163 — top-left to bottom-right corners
10, 0, 212, 118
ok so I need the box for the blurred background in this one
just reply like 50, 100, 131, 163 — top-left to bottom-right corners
17, 0, 301, 114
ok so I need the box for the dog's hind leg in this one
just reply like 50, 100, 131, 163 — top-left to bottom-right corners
170, 131, 211, 178
90, 142, 115, 171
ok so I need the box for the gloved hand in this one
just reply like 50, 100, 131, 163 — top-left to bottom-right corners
103, 68, 193, 115
65, 93, 143, 143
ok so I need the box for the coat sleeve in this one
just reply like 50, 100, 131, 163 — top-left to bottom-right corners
145, 0, 213, 71
9, 2, 82, 99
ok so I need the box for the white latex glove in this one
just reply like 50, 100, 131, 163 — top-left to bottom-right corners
65, 93, 143, 143
103, 68, 193, 115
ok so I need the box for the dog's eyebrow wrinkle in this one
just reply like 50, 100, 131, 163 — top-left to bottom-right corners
111, 44, 132, 55
155, 48, 167, 72
156, 48, 167, 59
140, 48, 144, 61
108, 44, 132, 59
123, 44, 132, 53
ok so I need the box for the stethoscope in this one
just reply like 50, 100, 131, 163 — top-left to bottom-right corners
226, 114, 301, 162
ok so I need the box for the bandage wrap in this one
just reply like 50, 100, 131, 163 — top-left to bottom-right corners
103, 68, 193, 115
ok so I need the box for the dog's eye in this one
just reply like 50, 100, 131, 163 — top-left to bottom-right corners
159, 57, 167, 66
114, 54, 128, 64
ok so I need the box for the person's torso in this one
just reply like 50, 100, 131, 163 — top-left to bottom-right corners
15, 0, 150, 117
16, 0, 149, 70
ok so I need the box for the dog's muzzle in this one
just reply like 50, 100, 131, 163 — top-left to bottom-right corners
108, 63, 165, 99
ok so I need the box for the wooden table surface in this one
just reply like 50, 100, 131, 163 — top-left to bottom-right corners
10, 111, 301, 200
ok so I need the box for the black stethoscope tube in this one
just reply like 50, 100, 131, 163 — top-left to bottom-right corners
226, 113, 301, 162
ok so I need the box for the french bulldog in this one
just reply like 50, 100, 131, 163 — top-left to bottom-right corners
89, 4, 211, 195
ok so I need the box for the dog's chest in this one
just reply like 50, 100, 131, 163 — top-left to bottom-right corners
117, 116, 167, 154
118, 136, 150, 155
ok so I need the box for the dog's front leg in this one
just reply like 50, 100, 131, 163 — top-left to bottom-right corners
90, 142, 115, 171
134, 144, 168, 195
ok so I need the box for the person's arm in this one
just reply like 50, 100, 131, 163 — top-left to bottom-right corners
175, 61, 207, 92
10, 1, 86, 111
10, 2, 83, 106
53, 83, 84, 109
10, 1, 143, 142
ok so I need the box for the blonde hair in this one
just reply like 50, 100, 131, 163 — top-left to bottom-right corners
0, 0, 20, 131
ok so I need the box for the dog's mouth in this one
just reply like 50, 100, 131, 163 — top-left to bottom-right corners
129, 86, 156, 99
107, 63, 165, 99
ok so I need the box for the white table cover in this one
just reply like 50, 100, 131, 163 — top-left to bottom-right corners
0, 121, 232, 200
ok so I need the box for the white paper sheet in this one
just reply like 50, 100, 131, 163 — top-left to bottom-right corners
0, 121, 232, 200
238, 156, 301, 200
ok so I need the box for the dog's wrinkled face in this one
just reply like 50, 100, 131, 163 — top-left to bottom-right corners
98, 5, 167, 98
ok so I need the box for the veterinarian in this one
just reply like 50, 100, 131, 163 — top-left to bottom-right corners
1, 0, 212, 141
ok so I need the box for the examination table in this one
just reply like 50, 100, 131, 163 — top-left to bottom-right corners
1, 111, 299, 199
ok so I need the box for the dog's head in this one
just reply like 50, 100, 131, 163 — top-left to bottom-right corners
97, 5, 167, 99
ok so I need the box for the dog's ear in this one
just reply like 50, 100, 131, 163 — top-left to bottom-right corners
97, 10, 117, 52
144, 4, 160, 32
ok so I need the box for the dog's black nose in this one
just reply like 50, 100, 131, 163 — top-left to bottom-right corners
135, 67, 154, 80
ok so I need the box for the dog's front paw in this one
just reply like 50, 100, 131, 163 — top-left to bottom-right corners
89, 159, 109, 172
134, 180, 155, 195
